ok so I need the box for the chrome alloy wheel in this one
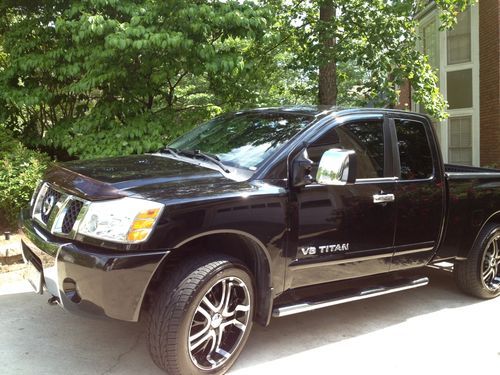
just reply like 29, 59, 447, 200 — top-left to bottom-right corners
188, 276, 251, 371
481, 234, 500, 292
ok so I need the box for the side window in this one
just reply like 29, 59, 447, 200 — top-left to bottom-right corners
307, 120, 385, 180
395, 119, 433, 180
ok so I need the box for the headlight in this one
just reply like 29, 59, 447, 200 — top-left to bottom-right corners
78, 197, 164, 244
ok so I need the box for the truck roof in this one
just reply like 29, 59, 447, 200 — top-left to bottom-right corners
234, 106, 428, 121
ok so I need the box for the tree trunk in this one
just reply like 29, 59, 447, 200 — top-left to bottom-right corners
318, 1, 337, 106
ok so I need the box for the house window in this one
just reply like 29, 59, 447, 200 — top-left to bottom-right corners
422, 20, 439, 70
448, 116, 472, 165
447, 69, 473, 109
418, 17, 440, 117
447, 9, 471, 64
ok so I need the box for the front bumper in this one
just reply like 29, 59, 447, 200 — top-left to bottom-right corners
20, 209, 168, 322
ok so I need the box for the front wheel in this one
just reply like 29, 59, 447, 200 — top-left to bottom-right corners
454, 223, 500, 299
147, 254, 254, 375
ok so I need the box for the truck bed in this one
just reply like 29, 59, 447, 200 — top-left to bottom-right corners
434, 164, 500, 261
445, 163, 500, 175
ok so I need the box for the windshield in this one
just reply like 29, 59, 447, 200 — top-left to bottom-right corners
169, 112, 314, 170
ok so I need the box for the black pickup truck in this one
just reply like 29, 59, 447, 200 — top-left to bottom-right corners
20, 107, 500, 374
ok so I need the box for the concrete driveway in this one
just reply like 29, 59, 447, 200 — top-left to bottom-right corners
1, 268, 499, 375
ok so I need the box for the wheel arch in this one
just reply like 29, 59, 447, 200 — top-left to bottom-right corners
458, 210, 500, 259
141, 230, 274, 326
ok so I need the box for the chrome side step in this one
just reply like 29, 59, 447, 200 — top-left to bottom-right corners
272, 276, 429, 318
427, 261, 454, 272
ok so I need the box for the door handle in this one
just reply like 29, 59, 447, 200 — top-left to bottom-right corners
373, 193, 395, 204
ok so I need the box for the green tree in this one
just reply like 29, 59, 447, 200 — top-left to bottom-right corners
0, 0, 477, 162
0, 0, 271, 158
272, 0, 476, 118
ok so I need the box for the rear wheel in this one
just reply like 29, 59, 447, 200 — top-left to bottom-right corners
454, 223, 500, 299
147, 254, 254, 375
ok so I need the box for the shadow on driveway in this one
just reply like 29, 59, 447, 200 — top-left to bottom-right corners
1, 268, 498, 374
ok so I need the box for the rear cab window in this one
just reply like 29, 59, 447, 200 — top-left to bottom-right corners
394, 119, 434, 180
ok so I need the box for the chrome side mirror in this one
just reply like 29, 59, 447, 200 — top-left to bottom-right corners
317, 149, 357, 185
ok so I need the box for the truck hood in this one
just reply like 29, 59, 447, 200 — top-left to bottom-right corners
44, 155, 226, 201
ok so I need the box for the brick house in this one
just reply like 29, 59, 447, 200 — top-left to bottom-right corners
398, 0, 499, 167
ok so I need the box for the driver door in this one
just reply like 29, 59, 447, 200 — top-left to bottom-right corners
286, 115, 398, 289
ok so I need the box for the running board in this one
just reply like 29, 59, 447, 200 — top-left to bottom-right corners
272, 276, 429, 318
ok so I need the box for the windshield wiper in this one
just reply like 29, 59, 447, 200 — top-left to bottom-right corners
160, 147, 180, 157
178, 149, 230, 173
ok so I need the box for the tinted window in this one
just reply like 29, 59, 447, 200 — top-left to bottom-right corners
308, 120, 385, 179
395, 119, 433, 180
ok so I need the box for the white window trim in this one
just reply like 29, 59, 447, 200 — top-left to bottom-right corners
441, 4, 480, 166
415, 5, 480, 166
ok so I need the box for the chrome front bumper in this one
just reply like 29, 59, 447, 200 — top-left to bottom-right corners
21, 213, 64, 299
19, 209, 169, 322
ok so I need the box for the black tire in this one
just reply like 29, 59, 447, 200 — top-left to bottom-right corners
454, 223, 500, 299
147, 254, 254, 375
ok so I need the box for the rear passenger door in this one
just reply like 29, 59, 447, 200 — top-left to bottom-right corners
390, 117, 445, 270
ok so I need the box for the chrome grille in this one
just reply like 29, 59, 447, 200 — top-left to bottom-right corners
31, 182, 88, 238
61, 200, 84, 234
40, 187, 62, 223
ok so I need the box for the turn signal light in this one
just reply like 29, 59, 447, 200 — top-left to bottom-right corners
127, 229, 151, 242
127, 208, 161, 242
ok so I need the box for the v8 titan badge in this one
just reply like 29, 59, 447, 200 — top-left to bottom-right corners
300, 243, 350, 256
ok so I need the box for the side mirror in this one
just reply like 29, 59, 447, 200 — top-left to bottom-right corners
292, 150, 314, 187
317, 149, 357, 185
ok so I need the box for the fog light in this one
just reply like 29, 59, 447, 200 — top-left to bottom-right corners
63, 278, 81, 303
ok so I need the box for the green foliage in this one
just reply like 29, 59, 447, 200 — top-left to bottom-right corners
435, 0, 477, 29
0, 127, 50, 228
0, 0, 475, 162
0, 0, 271, 158
270, 0, 475, 119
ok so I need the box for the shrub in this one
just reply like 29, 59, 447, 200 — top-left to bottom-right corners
0, 128, 50, 229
